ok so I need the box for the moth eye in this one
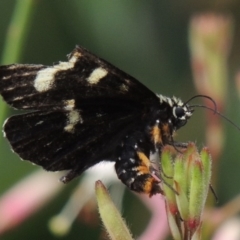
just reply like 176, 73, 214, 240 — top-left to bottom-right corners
173, 107, 185, 119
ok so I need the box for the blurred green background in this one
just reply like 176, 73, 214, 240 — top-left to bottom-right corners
1, 1, 240, 239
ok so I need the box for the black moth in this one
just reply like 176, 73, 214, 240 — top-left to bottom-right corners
0, 46, 193, 196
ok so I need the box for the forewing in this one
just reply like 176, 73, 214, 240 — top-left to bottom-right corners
0, 46, 158, 110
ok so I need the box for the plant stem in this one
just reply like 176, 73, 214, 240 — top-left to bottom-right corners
0, 0, 35, 134
1, 0, 35, 64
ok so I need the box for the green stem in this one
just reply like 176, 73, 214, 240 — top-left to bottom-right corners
1, 0, 35, 64
0, 0, 35, 133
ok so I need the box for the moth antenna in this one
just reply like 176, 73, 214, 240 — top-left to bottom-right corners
190, 104, 240, 132
184, 95, 218, 114
184, 94, 240, 131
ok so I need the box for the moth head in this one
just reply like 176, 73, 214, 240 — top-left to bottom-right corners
157, 95, 193, 130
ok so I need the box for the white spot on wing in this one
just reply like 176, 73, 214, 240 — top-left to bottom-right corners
34, 52, 81, 92
64, 99, 75, 111
12, 96, 24, 101
4, 86, 15, 90
64, 110, 83, 133
87, 67, 108, 84
35, 120, 44, 126
2, 76, 11, 80
8, 65, 18, 70
69, 51, 81, 63
22, 72, 32, 76
119, 84, 129, 92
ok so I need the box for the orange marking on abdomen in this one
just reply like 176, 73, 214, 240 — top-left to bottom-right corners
137, 152, 150, 168
136, 165, 150, 175
150, 125, 162, 144
136, 152, 162, 196
142, 177, 159, 195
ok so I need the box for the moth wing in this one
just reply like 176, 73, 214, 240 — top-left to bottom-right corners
4, 108, 139, 173
0, 46, 159, 111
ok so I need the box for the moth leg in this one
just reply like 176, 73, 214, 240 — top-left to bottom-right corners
173, 141, 188, 149
60, 169, 82, 183
167, 141, 188, 155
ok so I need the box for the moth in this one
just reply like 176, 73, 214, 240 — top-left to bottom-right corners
0, 46, 194, 196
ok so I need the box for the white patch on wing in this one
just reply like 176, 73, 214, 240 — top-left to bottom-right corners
34, 52, 81, 92
87, 67, 108, 84
64, 110, 83, 133
64, 99, 75, 111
